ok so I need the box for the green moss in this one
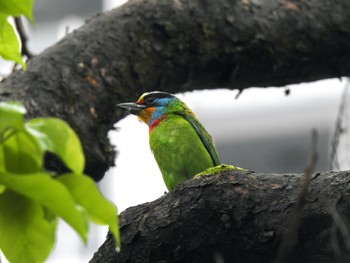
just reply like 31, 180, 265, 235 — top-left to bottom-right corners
194, 164, 246, 178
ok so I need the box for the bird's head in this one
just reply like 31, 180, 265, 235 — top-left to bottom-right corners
116, 91, 179, 125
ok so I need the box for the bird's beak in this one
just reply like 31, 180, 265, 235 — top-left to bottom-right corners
116, 102, 146, 115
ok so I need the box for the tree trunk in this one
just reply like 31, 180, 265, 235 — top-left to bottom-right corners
90, 170, 350, 263
1, 0, 349, 180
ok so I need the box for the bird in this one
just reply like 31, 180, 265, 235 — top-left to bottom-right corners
116, 91, 220, 191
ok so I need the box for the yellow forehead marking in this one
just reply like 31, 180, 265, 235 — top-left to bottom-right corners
137, 92, 150, 104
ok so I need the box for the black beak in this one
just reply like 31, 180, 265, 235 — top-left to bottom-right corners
116, 102, 146, 115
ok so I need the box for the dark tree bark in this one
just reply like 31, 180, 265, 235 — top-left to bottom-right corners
90, 170, 350, 263
0, 0, 350, 180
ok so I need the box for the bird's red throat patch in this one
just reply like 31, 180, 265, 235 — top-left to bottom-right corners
149, 114, 168, 132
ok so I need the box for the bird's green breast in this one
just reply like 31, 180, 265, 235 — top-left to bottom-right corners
149, 114, 215, 191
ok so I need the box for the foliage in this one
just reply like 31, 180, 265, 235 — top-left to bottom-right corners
0, 102, 120, 263
0, 0, 33, 68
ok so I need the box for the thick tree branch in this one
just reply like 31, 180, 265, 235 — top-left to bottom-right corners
90, 170, 350, 263
0, 0, 349, 180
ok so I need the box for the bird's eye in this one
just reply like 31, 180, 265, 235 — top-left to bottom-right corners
145, 97, 156, 104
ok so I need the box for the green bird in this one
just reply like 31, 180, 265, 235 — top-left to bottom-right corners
117, 91, 220, 191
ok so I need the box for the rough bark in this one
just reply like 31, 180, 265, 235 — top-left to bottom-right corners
90, 170, 350, 263
0, 0, 350, 180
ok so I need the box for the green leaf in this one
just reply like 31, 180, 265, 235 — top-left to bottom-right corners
0, 101, 120, 261
0, 0, 34, 20
0, 101, 26, 134
58, 174, 120, 249
2, 130, 43, 173
0, 102, 34, 173
0, 14, 26, 68
0, 190, 57, 263
26, 118, 85, 174
0, 172, 88, 242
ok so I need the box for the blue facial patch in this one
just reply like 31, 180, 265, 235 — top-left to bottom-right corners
148, 98, 173, 125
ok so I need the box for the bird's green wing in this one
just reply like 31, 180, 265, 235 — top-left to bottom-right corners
175, 112, 221, 166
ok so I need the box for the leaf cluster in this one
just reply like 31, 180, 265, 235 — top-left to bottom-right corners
0, 102, 120, 263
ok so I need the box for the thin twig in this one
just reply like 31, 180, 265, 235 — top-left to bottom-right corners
327, 195, 350, 261
330, 206, 350, 253
329, 79, 350, 170
14, 17, 34, 59
274, 129, 318, 263
235, 89, 244, 99
330, 223, 343, 259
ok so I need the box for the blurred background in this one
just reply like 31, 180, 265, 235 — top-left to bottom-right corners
0, 0, 348, 262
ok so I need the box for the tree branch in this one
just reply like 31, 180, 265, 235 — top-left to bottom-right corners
14, 17, 34, 60
0, 0, 349, 181
90, 170, 350, 263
